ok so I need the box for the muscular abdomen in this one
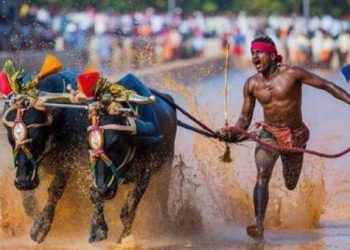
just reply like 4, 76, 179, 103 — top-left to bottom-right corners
263, 99, 303, 128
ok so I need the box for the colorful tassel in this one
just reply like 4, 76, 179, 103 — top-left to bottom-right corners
219, 144, 233, 163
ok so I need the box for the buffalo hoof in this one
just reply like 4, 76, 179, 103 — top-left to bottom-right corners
117, 234, 141, 248
30, 206, 54, 243
89, 221, 108, 242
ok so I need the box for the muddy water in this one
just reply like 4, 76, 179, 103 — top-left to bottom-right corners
1, 67, 350, 249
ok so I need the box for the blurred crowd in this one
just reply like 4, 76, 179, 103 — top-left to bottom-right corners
223, 14, 350, 69
1, 4, 350, 73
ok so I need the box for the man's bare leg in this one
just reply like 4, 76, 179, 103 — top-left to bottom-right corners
247, 139, 279, 240
281, 152, 304, 190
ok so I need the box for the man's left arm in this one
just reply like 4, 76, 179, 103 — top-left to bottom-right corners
294, 66, 350, 105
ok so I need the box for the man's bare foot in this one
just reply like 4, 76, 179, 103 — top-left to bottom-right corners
246, 224, 264, 240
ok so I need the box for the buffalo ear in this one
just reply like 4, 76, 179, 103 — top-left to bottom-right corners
130, 135, 163, 147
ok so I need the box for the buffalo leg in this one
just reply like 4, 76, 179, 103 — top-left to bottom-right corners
118, 168, 151, 243
30, 168, 70, 243
21, 190, 40, 219
89, 187, 108, 242
158, 154, 173, 223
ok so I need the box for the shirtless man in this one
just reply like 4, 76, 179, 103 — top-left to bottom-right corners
220, 36, 350, 240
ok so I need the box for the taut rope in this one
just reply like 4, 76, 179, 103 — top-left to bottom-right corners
151, 89, 350, 158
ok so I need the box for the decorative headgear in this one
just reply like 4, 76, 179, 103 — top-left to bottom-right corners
77, 70, 129, 101
0, 72, 13, 98
77, 71, 101, 100
251, 41, 283, 63
0, 54, 63, 98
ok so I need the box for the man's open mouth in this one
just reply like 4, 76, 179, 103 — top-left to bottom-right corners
253, 59, 261, 66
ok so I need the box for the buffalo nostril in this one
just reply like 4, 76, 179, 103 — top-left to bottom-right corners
97, 186, 108, 196
97, 187, 116, 200
14, 179, 39, 191
16, 169, 36, 184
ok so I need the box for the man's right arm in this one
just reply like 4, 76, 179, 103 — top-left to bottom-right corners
234, 78, 256, 130
219, 78, 256, 141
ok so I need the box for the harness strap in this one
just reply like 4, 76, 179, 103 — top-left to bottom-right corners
13, 145, 39, 169
88, 104, 137, 180
3, 101, 53, 169
2, 105, 53, 128
90, 147, 136, 178
1, 105, 17, 127
27, 113, 53, 128
21, 146, 38, 168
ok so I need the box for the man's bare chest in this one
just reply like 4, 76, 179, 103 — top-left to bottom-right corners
253, 79, 296, 104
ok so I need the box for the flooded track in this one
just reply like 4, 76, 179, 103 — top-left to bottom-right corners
1, 65, 350, 249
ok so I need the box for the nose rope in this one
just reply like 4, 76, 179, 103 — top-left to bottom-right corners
13, 141, 39, 170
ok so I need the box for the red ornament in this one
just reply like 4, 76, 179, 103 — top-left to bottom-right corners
0, 72, 13, 98
77, 71, 100, 99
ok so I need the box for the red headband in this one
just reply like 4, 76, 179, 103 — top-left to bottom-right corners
251, 41, 283, 63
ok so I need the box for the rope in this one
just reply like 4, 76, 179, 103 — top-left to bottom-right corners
150, 88, 216, 135
227, 126, 350, 158
151, 89, 350, 159
177, 120, 218, 138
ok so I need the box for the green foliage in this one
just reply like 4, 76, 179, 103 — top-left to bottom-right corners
2, 60, 39, 98
202, 1, 218, 13
3, 60, 23, 94
308, 0, 350, 16
21, 0, 350, 16
231, 0, 294, 15
93, 77, 130, 101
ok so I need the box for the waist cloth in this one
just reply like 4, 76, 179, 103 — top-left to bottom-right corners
258, 122, 310, 149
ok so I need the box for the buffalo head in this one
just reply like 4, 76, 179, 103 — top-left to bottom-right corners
88, 103, 136, 199
2, 97, 53, 190
87, 101, 161, 200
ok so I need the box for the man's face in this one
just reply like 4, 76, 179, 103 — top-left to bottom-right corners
251, 49, 275, 73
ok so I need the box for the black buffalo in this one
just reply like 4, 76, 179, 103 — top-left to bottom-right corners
86, 73, 177, 243
1, 69, 88, 243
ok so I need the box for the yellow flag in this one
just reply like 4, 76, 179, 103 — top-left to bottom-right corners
37, 54, 63, 79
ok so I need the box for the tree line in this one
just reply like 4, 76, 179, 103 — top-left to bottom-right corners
24, 0, 350, 16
